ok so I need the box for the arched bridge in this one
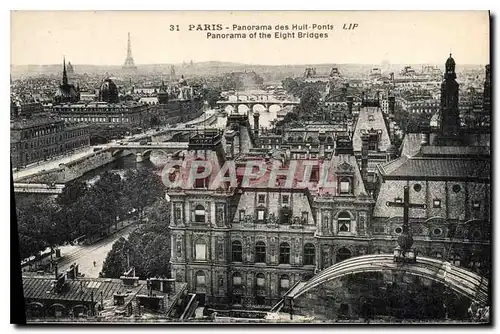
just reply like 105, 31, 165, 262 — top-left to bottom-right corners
272, 254, 489, 312
217, 99, 299, 113
109, 142, 189, 162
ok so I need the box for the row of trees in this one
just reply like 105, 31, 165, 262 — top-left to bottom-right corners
16, 168, 165, 261
101, 199, 171, 279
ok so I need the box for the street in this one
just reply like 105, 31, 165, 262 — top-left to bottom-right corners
57, 222, 138, 278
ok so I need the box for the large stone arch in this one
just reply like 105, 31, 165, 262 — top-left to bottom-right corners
290, 254, 489, 306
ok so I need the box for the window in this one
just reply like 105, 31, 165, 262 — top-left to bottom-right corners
257, 209, 265, 221
433, 228, 443, 236
258, 194, 266, 204
279, 243, 291, 264
304, 243, 315, 265
452, 184, 462, 193
336, 247, 352, 263
472, 201, 481, 211
450, 254, 461, 267
394, 197, 403, 204
301, 212, 309, 224
280, 274, 290, 289
196, 270, 206, 285
279, 208, 291, 225
339, 178, 351, 194
255, 242, 266, 263
432, 252, 443, 259
338, 212, 351, 232
395, 227, 403, 234
232, 272, 242, 286
413, 184, 422, 192
174, 204, 182, 222
282, 195, 289, 205
368, 140, 377, 151
433, 199, 441, 208
232, 241, 242, 262
194, 205, 206, 223
256, 273, 265, 287
239, 210, 245, 222
195, 240, 207, 261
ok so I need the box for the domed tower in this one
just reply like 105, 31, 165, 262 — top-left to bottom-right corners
439, 54, 461, 139
99, 78, 119, 103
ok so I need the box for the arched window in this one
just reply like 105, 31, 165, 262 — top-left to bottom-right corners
194, 239, 207, 261
280, 274, 290, 289
232, 272, 242, 286
255, 242, 266, 263
336, 247, 352, 263
195, 270, 206, 286
256, 273, 265, 287
326, 136, 333, 143
303, 243, 316, 265
194, 205, 206, 223
449, 253, 461, 267
432, 251, 443, 259
279, 242, 291, 264
232, 241, 242, 262
338, 212, 351, 232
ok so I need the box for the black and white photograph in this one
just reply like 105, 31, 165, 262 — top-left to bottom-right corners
9, 10, 491, 324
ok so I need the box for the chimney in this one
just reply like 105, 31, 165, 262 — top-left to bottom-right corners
419, 124, 430, 146
253, 111, 260, 143
224, 130, 235, 159
318, 130, 326, 159
347, 96, 353, 117
388, 96, 395, 116
360, 134, 369, 183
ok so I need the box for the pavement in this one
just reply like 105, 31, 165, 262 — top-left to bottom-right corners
13, 147, 96, 180
57, 221, 139, 278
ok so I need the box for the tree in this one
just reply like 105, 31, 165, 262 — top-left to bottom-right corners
122, 169, 164, 220
101, 237, 133, 278
56, 179, 88, 207
297, 86, 321, 115
16, 199, 66, 260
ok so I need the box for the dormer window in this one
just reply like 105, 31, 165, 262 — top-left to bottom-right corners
258, 194, 266, 204
282, 195, 289, 205
339, 177, 352, 195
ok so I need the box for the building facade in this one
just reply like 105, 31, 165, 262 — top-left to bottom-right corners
10, 116, 90, 168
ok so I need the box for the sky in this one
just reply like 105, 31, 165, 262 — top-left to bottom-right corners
10, 11, 490, 66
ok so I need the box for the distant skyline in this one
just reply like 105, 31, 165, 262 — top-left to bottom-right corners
11, 11, 490, 66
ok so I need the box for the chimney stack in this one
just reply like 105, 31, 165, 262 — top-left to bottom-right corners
253, 111, 260, 143
318, 130, 326, 159
360, 134, 370, 183
347, 96, 353, 117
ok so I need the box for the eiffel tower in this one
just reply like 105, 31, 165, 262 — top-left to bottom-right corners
122, 32, 137, 71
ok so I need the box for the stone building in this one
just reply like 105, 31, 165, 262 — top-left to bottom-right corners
372, 54, 491, 276
10, 97, 90, 168
168, 129, 374, 310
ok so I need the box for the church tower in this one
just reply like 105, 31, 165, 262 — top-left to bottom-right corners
438, 54, 461, 143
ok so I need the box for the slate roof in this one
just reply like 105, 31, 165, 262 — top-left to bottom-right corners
379, 156, 490, 179
22, 276, 139, 303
